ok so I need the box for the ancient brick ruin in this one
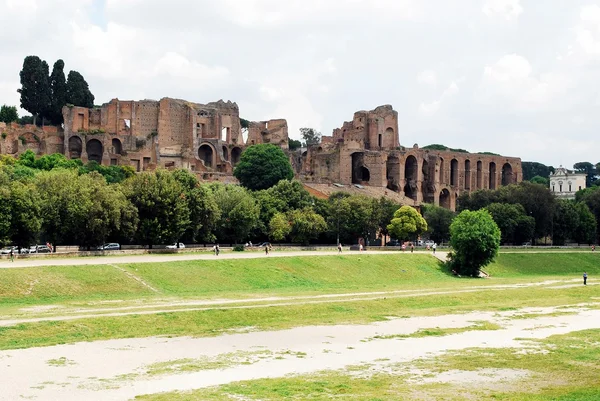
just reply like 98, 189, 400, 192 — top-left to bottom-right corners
0, 99, 521, 210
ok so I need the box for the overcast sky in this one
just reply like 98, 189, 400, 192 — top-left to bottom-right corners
1, 0, 599, 167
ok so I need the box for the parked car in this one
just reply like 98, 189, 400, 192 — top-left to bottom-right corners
386, 240, 400, 246
35, 245, 52, 253
258, 242, 271, 248
424, 240, 435, 247
97, 243, 120, 251
0, 246, 16, 254
166, 243, 185, 249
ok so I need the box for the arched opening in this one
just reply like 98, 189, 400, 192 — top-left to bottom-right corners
450, 159, 459, 187
385, 127, 394, 148
198, 144, 214, 168
69, 136, 82, 159
421, 159, 434, 203
222, 146, 229, 162
352, 152, 370, 184
86, 139, 103, 163
502, 163, 514, 186
404, 155, 418, 201
465, 160, 471, 190
386, 155, 400, 191
112, 138, 122, 155
440, 189, 451, 209
378, 134, 382, 148
477, 161, 483, 189
439, 158, 445, 184
231, 147, 242, 166
489, 162, 497, 190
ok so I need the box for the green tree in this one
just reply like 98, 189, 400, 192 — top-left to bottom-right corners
124, 170, 190, 248
552, 200, 579, 245
422, 204, 454, 244
18, 56, 51, 125
377, 197, 402, 245
211, 183, 260, 244
289, 139, 302, 151
574, 202, 597, 245
577, 186, 600, 243
387, 206, 427, 242
299, 128, 321, 146
269, 212, 291, 242
521, 161, 555, 181
327, 194, 379, 244
530, 175, 549, 186
66, 70, 95, 108
0, 105, 19, 123
449, 209, 501, 277
8, 181, 41, 250
233, 144, 294, 191
49, 59, 67, 125
0, 171, 12, 246
486, 203, 526, 244
501, 182, 556, 241
287, 208, 327, 245
457, 189, 502, 212
574, 161, 599, 187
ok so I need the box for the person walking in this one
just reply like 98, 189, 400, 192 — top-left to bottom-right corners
583, 272, 588, 286
432, 243, 437, 254
265, 244, 270, 255
9, 248, 14, 262
215, 244, 220, 256
411, 244, 414, 253
338, 243, 342, 253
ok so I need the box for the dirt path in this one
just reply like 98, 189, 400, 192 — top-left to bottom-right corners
1, 279, 595, 327
1, 305, 599, 401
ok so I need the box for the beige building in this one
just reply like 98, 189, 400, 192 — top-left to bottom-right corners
549, 166, 586, 200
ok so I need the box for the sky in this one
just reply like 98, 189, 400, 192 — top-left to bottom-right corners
1, 0, 599, 168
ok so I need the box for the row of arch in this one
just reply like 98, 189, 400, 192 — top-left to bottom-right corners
197, 144, 242, 169
68, 136, 113, 163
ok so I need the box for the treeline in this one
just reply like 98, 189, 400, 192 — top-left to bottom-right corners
14, 56, 95, 126
457, 182, 599, 245
523, 161, 600, 188
0, 152, 409, 250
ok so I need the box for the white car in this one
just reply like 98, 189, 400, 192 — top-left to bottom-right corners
424, 240, 435, 247
166, 243, 185, 249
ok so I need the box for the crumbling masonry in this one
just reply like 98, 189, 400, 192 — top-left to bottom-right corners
0, 99, 521, 211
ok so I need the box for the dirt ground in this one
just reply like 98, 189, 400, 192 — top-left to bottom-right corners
1, 304, 599, 401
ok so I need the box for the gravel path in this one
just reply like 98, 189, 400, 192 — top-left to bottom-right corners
2, 305, 599, 401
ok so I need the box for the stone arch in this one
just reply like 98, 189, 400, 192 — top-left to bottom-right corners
352, 152, 370, 184
489, 162, 497, 190
440, 188, 451, 210
476, 161, 483, 189
386, 155, 400, 191
404, 155, 418, 201
502, 163, 514, 186
231, 147, 243, 166
222, 145, 229, 162
465, 160, 471, 190
439, 158, 445, 184
421, 159, 433, 203
69, 136, 83, 159
450, 159, 459, 187
86, 139, 103, 163
112, 138, 122, 155
198, 144, 215, 168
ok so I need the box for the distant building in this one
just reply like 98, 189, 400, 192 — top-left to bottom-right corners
549, 166, 586, 200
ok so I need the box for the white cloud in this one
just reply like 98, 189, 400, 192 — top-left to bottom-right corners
419, 81, 460, 116
417, 69, 437, 86
482, 0, 523, 20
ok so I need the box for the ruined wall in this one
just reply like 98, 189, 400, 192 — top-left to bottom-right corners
247, 119, 289, 149
0, 123, 64, 158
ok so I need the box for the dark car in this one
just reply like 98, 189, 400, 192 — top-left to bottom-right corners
386, 240, 400, 246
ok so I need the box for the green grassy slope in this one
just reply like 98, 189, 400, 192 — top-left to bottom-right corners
487, 253, 600, 277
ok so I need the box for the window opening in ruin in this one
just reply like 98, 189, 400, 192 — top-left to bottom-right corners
476, 161, 483, 189
489, 162, 497, 190
404, 155, 418, 201
265, 122, 269, 129
198, 144, 214, 168
386, 156, 400, 192
231, 147, 242, 166
78, 113, 85, 130
110, 159, 117, 166
86, 139, 103, 163
439, 158, 445, 183
501, 163, 513, 186
221, 127, 229, 142
112, 138, 122, 155
124, 119, 131, 129
451, 159, 459, 187
464, 160, 471, 190
68, 136, 82, 159
440, 189, 451, 209
222, 146, 229, 161
378, 134, 382, 148
143, 157, 151, 170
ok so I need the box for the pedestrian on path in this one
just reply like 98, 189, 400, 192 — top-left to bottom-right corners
411, 244, 414, 253
583, 272, 588, 285
9, 248, 14, 262
338, 243, 342, 253
432, 243, 437, 254
265, 244, 270, 255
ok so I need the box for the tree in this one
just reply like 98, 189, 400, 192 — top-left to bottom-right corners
485, 203, 535, 245
289, 139, 302, 151
377, 197, 402, 245
387, 206, 427, 242
124, 170, 190, 248
0, 171, 12, 246
574, 162, 599, 188
49, 59, 67, 125
552, 200, 579, 246
8, 181, 41, 250
576, 186, 600, 243
269, 212, 291, 242
449, 209, 501, 277
0, 105, 18, 123
422, 204, 454, 244
574, 202, 597, 245
457, 189, 502, 212
233, 144, 294, 191
287, 208, 327, 245
530, 175, 549, 187
211, 183, 260, 244
17, 115, 34, 125
501, 182, 557, 241
522, 162, 555, 181
66, 70, 95, 108
18, 56, 51, 125
299, 128, 321, 146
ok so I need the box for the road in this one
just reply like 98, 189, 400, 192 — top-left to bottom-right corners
0, 250, 440, 268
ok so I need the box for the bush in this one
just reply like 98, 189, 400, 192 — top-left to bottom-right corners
233, 245, 245, 252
